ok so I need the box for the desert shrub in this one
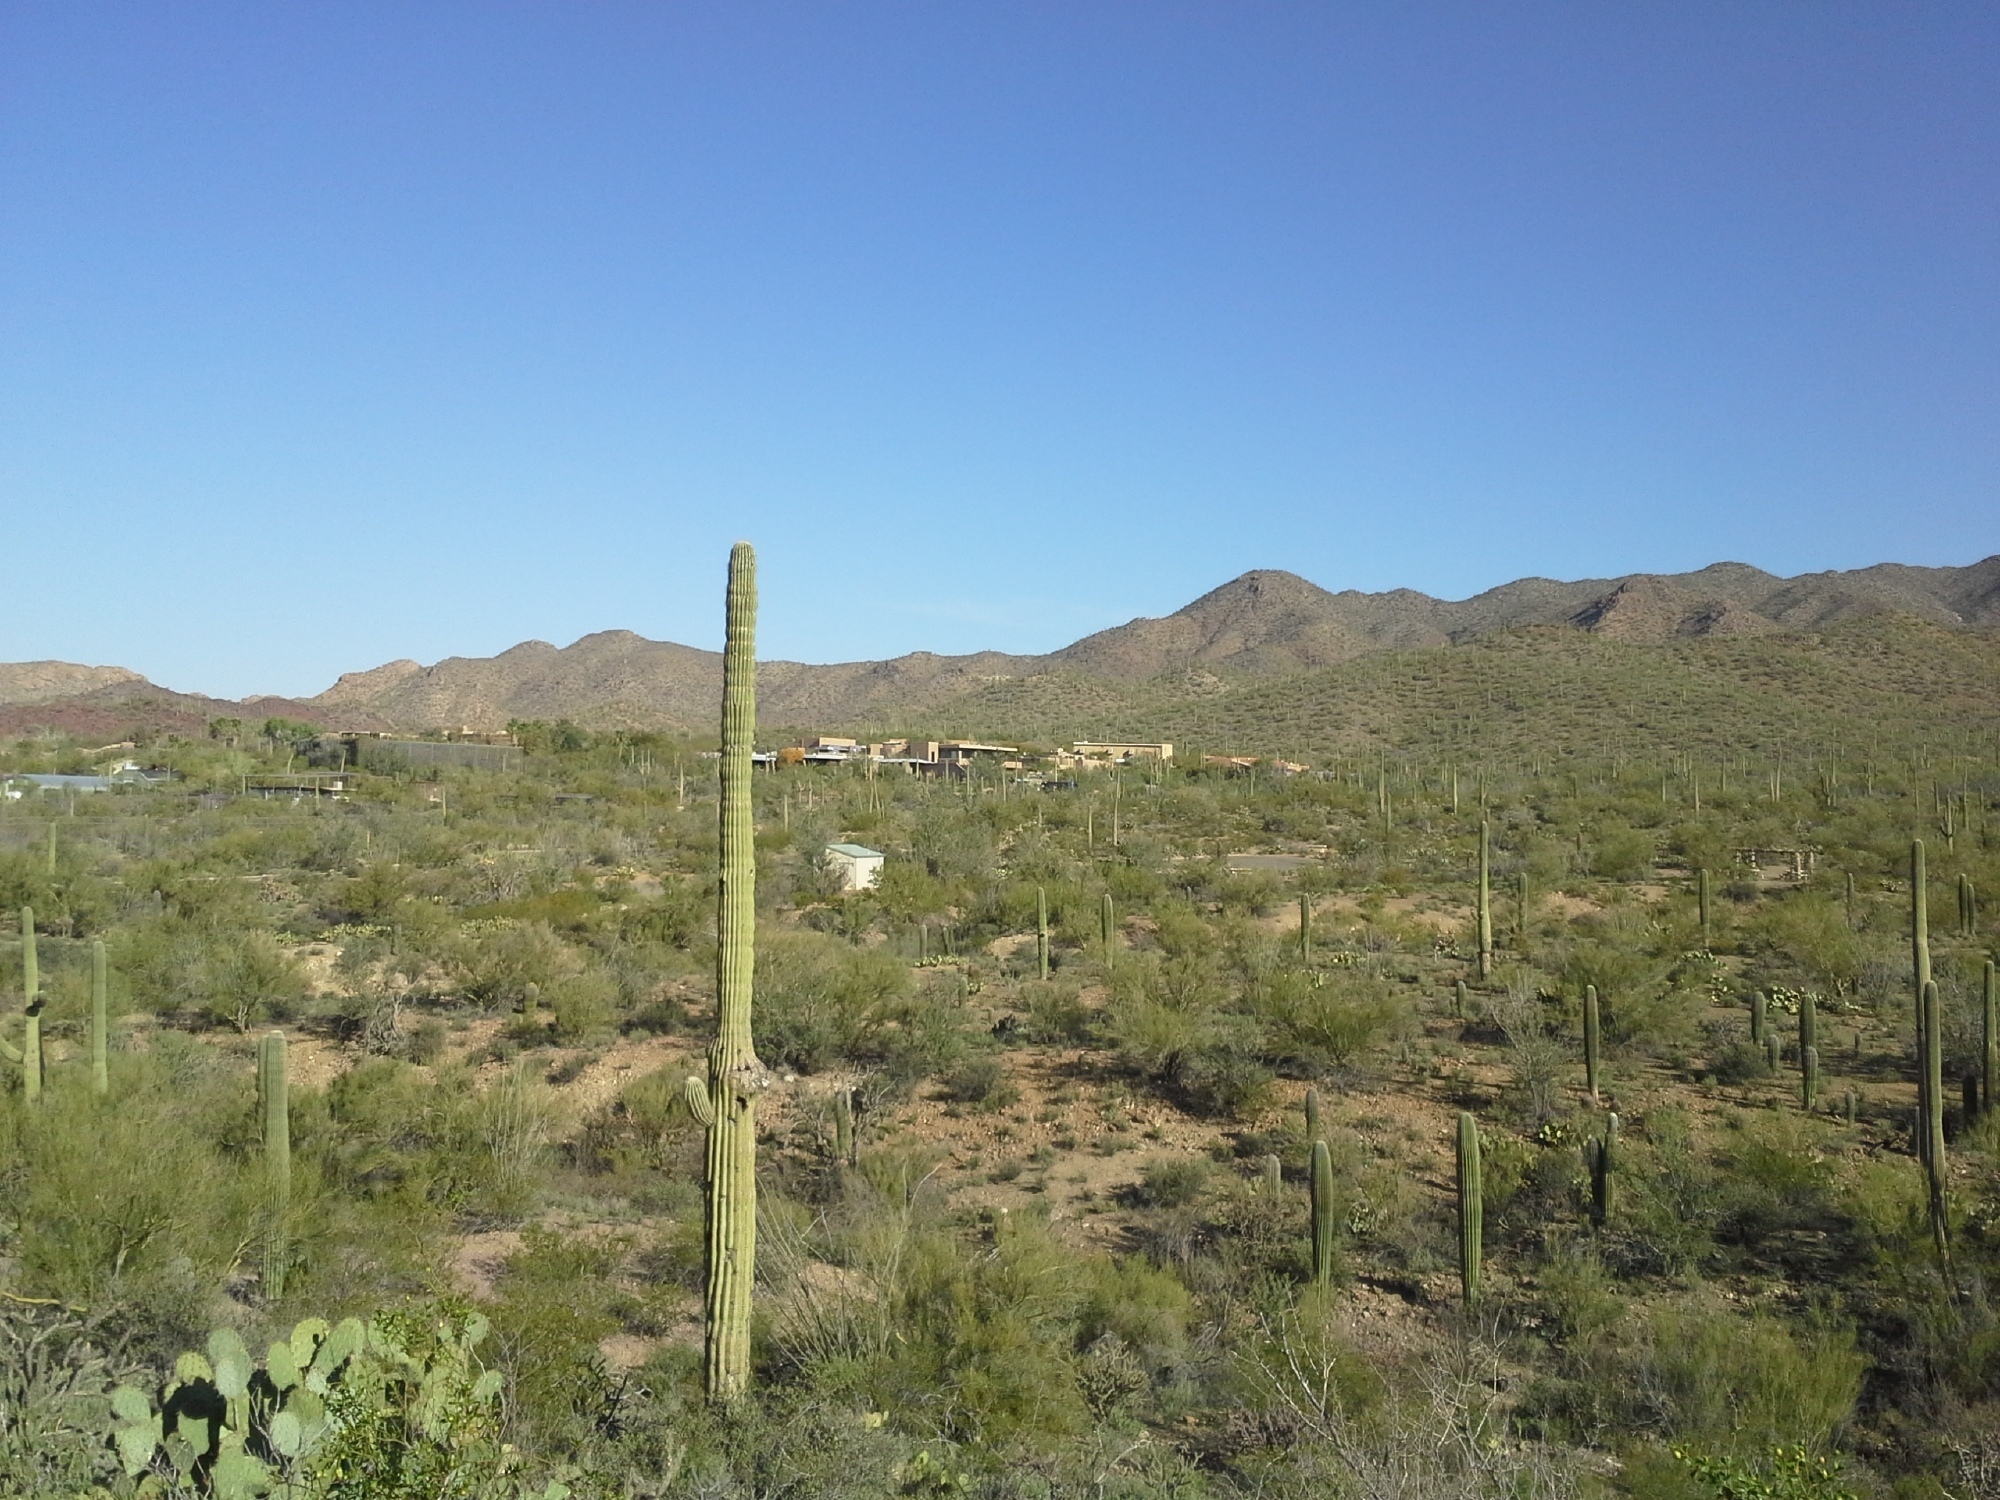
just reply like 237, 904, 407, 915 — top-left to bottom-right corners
940, 1055, 1015, 1109
449, 921, 571, 1010
870, 1213, 1094, 1446
0, 1043, 255, 1355
754, 929, 919, 1073
1594, 825, 1657, 881
0, 1303, 132, 1496
485, 1226, 624, 1454
1643, 1300, 1864, 1454
1252, 967, 1399, 1070
548, 967, 618, 1042
110, 918, 307, 1030
1134, 1156, 1209, 1209
1018, 980, 1091, 1045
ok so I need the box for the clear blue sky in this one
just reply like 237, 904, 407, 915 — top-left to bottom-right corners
3, 4, 1995, 699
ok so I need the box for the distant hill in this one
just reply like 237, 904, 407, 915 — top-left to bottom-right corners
0, 661, 145, 707
2, 555, 1995, 738
304, 555, 2000, 732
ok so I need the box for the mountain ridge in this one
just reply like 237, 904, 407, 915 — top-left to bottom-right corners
5, 555, 1996, 735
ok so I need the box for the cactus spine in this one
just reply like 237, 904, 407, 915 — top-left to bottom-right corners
1299, 892, 1312, 961
92, 938, 108, 1096
703, 542, 769, 1403
260, 1032, 290, 1297
1456, 1112, 1482, 1307
1036, 887, 1050, 980
21, 906, 40, 1103
1583, 984, 1601, 1100
1476, 821, 1493, 978
1309, 1138, 1336, 1284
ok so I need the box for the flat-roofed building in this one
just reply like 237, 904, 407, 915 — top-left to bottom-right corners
824, 842, 885, 892
1071, 741, 1174, 766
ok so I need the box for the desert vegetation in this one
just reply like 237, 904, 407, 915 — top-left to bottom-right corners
3, 607, 1999, 1498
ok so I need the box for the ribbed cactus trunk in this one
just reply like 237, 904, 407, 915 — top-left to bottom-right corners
1298, 893, 1312, 962
1750, 990, 1766, 1046
1100, 892, 1115, 961
1476, 822, 1493, 979
833, 1086, 855, 1167
1800, 993, 1817, 1059
1961, 874, 1977, 939
1697, 868, 1711, 945
1304, 1086, 1321, 1142
1309, 1139, 1335, 1284
1036, 887, 1050, 980
1260, 1153, 1282, 1193
1912, 840, 1933, 1173
1921, 978, 1949, 1259
1583, 984, 1601, 1100
1517, 871, 1529, 945
261, 1032, 290, 1296
91, 939, 108, 1096
1802, 1045, 1819, 1110
21, 906, 40, 1103
1454, 979, 1468, 1019
1456, 1113, 1482, 1308
1587, 1113, 1617, 1228
1984, 960, 1997, 1127
704, 542, 768, 1403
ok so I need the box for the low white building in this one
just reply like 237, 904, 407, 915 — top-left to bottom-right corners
824, 842, 885, 892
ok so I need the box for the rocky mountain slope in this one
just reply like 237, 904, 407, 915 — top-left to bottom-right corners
5, 556, 1996, 735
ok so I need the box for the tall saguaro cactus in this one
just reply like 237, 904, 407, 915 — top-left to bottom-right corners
1921, 979, 1949, 1259
21, 906, 41, 1103
1476, 822, 1493, 979
91, 939, 109, 1096
700, 542, 770, 1403
1101, 892, 1115, 962
1697, 868, 1711, 945
1036, 888, 1050, 980
1583, 984, 1601, 1101
1309, 1138, 1336, 1285
1984, 960, 1997, 1128
1456, 1112, 1483, 1307
1298, 893, 1312, 962
260, 1032, 290, 1296
1587, 1112, 1618, 1228
1912, 840, 1933, 1173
